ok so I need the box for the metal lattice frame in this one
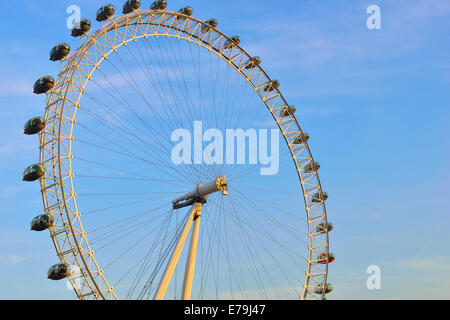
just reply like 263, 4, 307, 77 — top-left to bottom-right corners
38, 9, 330, 300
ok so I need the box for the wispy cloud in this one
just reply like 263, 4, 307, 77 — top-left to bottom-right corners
404, 0, 450, 18
0, 255, 27, 265
216, 285, 300, 300
0, 186, 21, 199
0, 142, 16, 155
403, 256, 450, 272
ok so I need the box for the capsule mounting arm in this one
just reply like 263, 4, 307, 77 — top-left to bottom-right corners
172, 176, 228, 209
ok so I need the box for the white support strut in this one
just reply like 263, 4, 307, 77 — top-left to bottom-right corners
154, 177, 227, 300
181, 207, 202, 300
154, 203, 200, 300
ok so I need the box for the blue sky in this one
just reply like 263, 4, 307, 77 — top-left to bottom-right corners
0, 0, 449, 299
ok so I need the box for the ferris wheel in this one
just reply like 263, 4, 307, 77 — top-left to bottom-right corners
23, 0, 333, 300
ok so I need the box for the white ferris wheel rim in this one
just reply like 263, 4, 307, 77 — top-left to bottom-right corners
38, 9, 330, 300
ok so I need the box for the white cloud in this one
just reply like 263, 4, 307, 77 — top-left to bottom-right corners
404, 0, 450, 18
403, 256, 450, 272
0, 186, 21, 199
0, 255, 27, 265
0, 142, 16, 155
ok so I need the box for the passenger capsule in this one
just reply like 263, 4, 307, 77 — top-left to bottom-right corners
280, 105, 296, 117
263, 80, 280, 92
123, 0, 141, 14
50, 43, 70, 61
317, 252, 335, 264
293, 132, 309, 144
30, 214, 54, 231
151, 0, 167, 10
96, 4, 115, 22
33, 76, 55, 94
24, 117, 46, 135
312, 191, 328, 203
201, 19, 218, 32
178, 6, 193, 16
316, 222, 333, 234
23, 164, 46, 182
47, 263, 70, 280
312, 283, 333, 294
71, 19, 92, 37
224, 36, 240, 50
303, 161, 320, 173
243, 56, 262, 70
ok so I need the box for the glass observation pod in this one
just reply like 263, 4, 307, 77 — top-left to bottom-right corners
317, 252, 335, 264
30, 214, 54, 231
33, 76, 54, 94
23, 164, 46, 182
303, 161, 320, 173
312, 283, 333, 294
47, 263, 70, 280
179, 6, 193, 16
201, 19, 218, 33
71, 19, 91, 37
316, 222, 333, 234
243, 56, 262, 70
24, 117, 46, 135
263, 80, 280, 92
176, 6, 193, 20
312, 191, 328, 203
224, 36, 241, 50
293, 132, 310, 144
123, 0, 141, 14
151, 0, 167, 10
49, 43, 70, 61
280, 105, 296, 117
96, 4, 115, 22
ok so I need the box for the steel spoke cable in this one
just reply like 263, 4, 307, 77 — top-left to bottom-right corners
102, 220, 168, 271
230, 192, 308, 267
86, 203, 170, 244
74, 135, 199, 186
133, 39, 208, 182
228, 194, 289, 299
94, 58, 188, 185
230, 187, 309, 225
109, 50, 177, 148
140, 36, 199, 135
124, 209, 175, 298
127, 207, 180, 299
77, 94, 186, 178
85, 200, 171, 235
231, 184, 304, 197
232, 190, 309, 249
218, 200, 250, 299
137, 209, 190, 299
78, 191, 182, 197
134, 207, 183, 299
226, 193, 271, 299
228, 194, 303, 298
226, 148, 297, 181
142, 37, 205, 182
225, 195, 273, 299
122, 40, 198, 168
87, 69, 174, 157
73, 156, 184, 185
163, 37, 218, 182
82, 196, 166, 216
185, 40, 223, 178
91, 210, 169, 251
